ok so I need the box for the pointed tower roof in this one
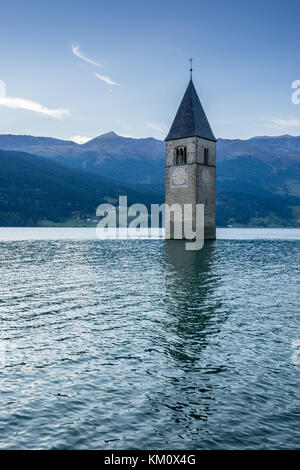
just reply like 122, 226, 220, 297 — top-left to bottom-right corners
165, 80, 216, 142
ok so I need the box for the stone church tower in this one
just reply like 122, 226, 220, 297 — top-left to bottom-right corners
165, 75, 216, 240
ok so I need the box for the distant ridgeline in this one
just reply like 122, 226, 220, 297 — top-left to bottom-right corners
0, 148, 162, 227
0, 132, 299, 227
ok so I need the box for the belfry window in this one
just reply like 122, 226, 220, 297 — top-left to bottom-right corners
174, 146, 187, 165
204, 147, 209, 164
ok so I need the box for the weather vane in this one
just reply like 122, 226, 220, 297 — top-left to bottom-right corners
189, 57, 193, 80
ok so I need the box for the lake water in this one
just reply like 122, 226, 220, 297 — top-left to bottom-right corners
0, 228, 299, 449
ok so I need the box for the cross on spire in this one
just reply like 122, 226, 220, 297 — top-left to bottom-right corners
189, 57, 193, 80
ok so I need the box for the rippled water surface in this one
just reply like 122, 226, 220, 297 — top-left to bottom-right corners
0, 229, 299, 449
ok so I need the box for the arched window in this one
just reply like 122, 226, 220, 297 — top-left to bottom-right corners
204, 147, 209, 164
174, 146, 187, 165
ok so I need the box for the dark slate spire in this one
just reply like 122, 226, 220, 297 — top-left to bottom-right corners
165, 80, 216, 142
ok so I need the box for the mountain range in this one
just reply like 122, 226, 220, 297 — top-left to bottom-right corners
0, 132, 299, 227
0, 146, 162, 227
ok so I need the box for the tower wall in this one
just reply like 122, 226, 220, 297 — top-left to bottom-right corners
165, 136, 216, 240
196, 137, 216, 240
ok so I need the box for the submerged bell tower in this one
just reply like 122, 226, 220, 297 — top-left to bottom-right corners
165, 64, 216, 240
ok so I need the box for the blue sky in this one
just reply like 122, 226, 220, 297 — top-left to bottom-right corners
0, 0, 300, 142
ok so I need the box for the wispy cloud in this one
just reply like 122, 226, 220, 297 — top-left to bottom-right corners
266, 117, 300, 128
72, 43, 100, 66
94, 72, 119, 87
118, 122, 133, 130
0, 80, 69, 119
71, 135, 92, 144
147, 122, 167, 133
71, 43, 119, 86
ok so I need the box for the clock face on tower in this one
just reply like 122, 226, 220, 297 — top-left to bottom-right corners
170, 165, 188, 188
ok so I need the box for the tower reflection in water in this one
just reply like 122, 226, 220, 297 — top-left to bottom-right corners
147, 240, 228, 446
164, 240, 223, 357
